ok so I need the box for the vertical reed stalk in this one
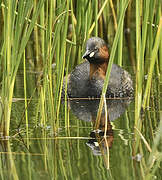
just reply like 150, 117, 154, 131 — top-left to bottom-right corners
117, 0, 124, 66
109, 0, 117, 32
2, 0, 13, 136
1, 0, 44, 136
88, 0, 109, 36
96, 0, 129, 125
142, 18, 162, 109
135, 0, 142, 129
53, 0, 69, 130
23, 51, 29, 148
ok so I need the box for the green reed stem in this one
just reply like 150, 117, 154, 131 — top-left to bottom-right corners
142, 17, 162, 109
102, 0, 129, 95
160, 39, 162, 73
55, 0, 69, 127
3, 0, 13, 135
47, 0, 55, 126
135, 0, 142, 128
89, 0, 109, 35
1, 0, 44, 136
23, 51, 29, 148
96, 0, 129, 128
118, 0, 124, 66
64, 45, 72, 128
40, 87, 46, 127
109, 0, 117, 32
94, 0, 98, 36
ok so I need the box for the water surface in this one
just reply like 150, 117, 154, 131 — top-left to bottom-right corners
0, 66, 161, 180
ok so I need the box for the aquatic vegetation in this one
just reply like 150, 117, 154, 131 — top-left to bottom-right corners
0, 0, 161, 179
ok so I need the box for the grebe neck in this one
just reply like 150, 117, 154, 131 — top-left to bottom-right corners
89, 61, 108, 79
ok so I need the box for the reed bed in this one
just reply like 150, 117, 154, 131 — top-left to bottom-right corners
0, 0, 161, 179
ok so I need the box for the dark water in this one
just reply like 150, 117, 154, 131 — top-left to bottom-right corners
0, 67, 161, 180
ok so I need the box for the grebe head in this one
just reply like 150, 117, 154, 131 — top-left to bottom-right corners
82, 37, 109, 64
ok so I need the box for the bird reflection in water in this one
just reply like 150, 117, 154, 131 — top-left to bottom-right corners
68, 98, 132, 156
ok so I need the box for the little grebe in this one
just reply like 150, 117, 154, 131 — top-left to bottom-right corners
63, 37, 133, 98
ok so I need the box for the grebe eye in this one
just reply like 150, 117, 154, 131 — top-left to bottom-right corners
94, 47, 98, 51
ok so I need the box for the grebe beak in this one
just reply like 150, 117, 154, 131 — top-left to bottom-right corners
82, 50, 95, 59
82, 49, 90, 59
